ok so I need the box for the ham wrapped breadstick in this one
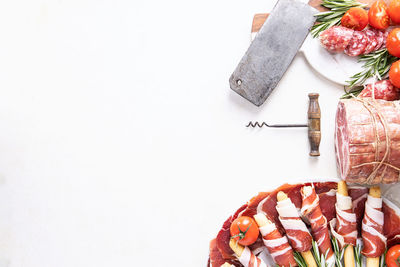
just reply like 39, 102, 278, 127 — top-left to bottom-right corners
362, 187, 387, 267
276, 191, 317, 267
330, 181, 357, 267
253, 213, 297, 267
229, 239, 267, 267
301, 186, 335, 266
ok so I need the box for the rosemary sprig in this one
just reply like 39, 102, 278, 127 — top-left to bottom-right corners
332, 237, 346, 267
346, 49, 398, 88
341, 86, 364, 99
311, 0, 367, 37
354, 244, 362, 267
312, 240, 329, 267
294, 251, 308, 267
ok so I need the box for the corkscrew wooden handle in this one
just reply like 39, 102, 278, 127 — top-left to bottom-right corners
308, 93, 321, 157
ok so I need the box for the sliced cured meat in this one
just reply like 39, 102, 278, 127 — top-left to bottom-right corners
345, 31, 368, 56
372, 29, 385, 50
301, 186, 334, 264
257, 184, 298, 233
237, 246, 267, 267
348, 186, 369, 236
330, 192, 357, 248
362, 195, 387, 257
335, 98, 400, 184
364, 29, 379, 54
257, 182, 337, 233
210, 239, 242, 267
276, 195, 312, 252
239, 192, 270, 218
318, 188, 337, 223
382, 30, 389, 48
359, 80, 400, 101
217, 193, 270, 260
254, 213, 297, 267
319, 26, 355, 53
383, 198, 400, 247
216, 204, 248, 259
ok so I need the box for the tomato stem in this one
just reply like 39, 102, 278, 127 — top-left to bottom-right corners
232, 222, 252, 241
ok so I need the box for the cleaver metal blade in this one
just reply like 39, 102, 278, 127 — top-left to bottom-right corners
229, 0, 317, 107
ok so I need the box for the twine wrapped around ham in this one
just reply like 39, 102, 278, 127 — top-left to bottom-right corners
335, 98, 400, 184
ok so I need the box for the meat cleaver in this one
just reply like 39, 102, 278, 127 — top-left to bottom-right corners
229, 0, 318, 107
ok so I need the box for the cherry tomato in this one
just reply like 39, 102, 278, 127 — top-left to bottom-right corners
389, 60, 400, 88
387, 28, 400, 57
385, 245, 400, 267
230, 216, 259, 246
389, 0, 400, 24
341, 7, 369, 31
369, 0, 390, 30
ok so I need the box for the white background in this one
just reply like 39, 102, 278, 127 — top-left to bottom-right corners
0, 0, 346, 266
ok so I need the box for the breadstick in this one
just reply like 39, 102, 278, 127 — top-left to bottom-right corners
338, 181, 355, 267
277, 191, 318, 267
366, 186, 381, 267
229, 238, 245, 257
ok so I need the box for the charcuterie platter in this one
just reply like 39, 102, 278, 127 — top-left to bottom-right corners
208, 181, 400, 267
212, 0, 400, 265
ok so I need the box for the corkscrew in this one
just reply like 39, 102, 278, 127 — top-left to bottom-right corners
246, 93, 321, 157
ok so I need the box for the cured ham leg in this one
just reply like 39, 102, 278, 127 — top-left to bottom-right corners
253, 213, 297, 267
301, 186, 335, 266
229, 239, 268, 267
362, 187, 387, 267
276, 191, 317, 267
330, 181, 357, 267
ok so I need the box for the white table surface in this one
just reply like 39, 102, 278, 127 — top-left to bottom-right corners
0, 0, 347, 266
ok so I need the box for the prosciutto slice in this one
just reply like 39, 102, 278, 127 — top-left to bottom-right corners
216, 204, 248, 259
257, 182, 337, 233
237, 247, 267, 267
348, 186, 369, 236
276, 197, 313, 252
301, 186, 334, 264
330, 193, 358, 248
383, 198, 400, 247
255, 216, 297, 267
361, 195, 386, 257
216, 192, 270, 260
209, 238, 241, 267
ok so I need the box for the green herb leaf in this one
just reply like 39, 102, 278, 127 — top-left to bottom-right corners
346, 49, 398, 89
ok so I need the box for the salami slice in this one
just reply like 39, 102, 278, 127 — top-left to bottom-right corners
364, 29, 379, 55
382, 30, 389, 48
319, 26, 355, 53
345, 31, 368, 57
372, 29, 385, 51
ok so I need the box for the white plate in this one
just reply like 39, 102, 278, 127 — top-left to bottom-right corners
300, 34, 365, 86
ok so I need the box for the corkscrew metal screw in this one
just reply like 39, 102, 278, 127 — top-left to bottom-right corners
246, 93, 321, 157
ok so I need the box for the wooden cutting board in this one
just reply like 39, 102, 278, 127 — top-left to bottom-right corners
251, 0, 377, 35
